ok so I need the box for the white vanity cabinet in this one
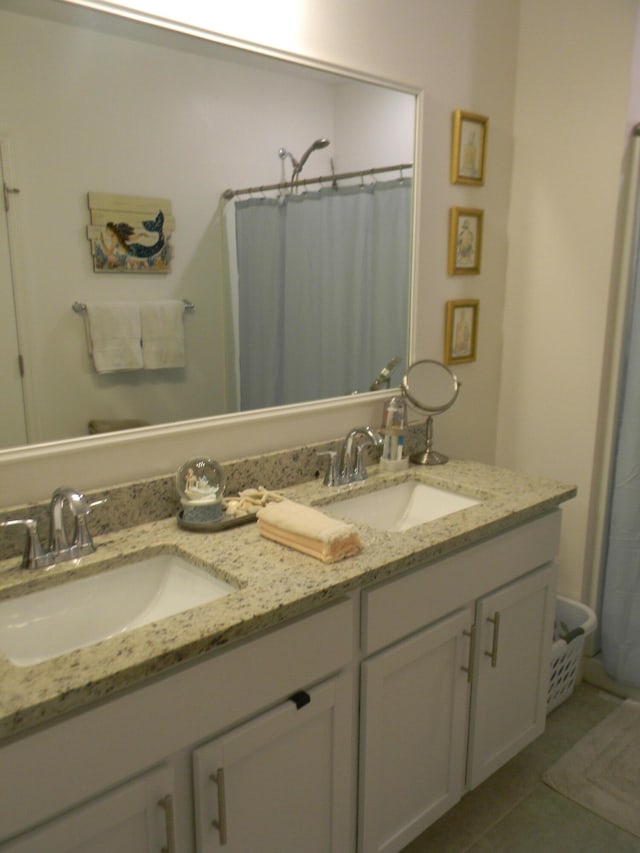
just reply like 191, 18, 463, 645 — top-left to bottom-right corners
358, 511, 560, 853
0, 507, 564, 853
359, 606, 473, 853
0, 764, 175, 853
0, 599, 355, 852
192, 674, 353, 852
466, 564, 555, 788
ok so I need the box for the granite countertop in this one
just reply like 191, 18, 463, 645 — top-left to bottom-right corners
0, 459, 575, 743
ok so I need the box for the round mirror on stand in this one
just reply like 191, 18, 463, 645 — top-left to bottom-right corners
401, 359, 460, 465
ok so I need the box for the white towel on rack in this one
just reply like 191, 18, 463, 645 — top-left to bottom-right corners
84, 302, 143, 373
140, 300, 185, 369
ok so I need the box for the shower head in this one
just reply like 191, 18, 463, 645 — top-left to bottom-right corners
279, 138, 331, 186
297, 138, 330, 172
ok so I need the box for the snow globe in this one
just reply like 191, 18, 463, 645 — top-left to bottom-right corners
176, 457, 226, 524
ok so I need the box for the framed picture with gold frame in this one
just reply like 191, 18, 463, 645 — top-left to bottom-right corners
448, 207, 483, 275
445, 299, 479, 365
450, 109, 488, 185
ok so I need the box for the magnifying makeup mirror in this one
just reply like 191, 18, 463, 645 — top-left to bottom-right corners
401, 359, 460, 465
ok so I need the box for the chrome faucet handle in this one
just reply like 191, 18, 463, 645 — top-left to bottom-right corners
317, 451, 339, 487
88, 496, 108, 512
71, 496, 107, 554
0, 517, 51, 569
72, 515, 94, 554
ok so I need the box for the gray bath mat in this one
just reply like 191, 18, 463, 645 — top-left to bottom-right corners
543, 698, 640, 838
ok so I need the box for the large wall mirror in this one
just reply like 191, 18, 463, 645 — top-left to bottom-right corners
0, 0, 416, 453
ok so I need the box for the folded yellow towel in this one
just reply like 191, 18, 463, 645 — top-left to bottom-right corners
257, 500, 362, 563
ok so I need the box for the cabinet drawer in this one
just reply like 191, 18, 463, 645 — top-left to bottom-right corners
362, 510, 561, 655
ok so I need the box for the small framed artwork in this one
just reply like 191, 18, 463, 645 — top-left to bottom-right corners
450, 109, 488, 185
448, 207, 483, 275
445, 299, 479, 365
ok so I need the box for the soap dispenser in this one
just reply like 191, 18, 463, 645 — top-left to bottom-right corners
380, 396, 409, 471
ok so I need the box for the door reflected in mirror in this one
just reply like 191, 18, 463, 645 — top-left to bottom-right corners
0, 0, 416, 450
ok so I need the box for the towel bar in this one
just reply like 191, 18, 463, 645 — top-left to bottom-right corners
73, 299, 194, 313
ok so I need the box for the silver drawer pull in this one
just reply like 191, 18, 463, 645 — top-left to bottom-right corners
158, 793, 176, 853
484, 612, 501, 668
211, 768, 228, 845
461, 625, 476, 683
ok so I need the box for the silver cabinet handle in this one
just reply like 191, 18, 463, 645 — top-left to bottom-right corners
461, 625, 476, 683
210, 769, 228, 845
484, 612, 501, 668
158, 794, 176, 853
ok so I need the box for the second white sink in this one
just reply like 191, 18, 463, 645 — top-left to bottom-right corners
325, 480, 480, 532
0, 553, 235, 667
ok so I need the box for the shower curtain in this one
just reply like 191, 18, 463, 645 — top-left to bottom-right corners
231, 178, 412, 411
601, 134, 640, 688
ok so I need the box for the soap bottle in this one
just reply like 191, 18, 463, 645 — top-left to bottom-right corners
380, 396, 409, 471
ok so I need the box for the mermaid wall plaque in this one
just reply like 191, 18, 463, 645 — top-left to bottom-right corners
86, 192, 175, 273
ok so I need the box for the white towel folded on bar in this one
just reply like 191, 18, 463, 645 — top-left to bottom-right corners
84, 302, 143, 373
140, 300, 185, 369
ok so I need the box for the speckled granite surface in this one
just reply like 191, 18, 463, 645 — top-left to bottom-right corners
0, 438, 343, 559
0, 457, 575, 743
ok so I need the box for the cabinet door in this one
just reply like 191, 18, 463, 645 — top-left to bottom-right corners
193, 673, 353, 853
467, 563, 555, 789
1, 764, 175, 853
359, 607, 473, 853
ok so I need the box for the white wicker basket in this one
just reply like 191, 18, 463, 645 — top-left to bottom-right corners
547, 596, 597, 713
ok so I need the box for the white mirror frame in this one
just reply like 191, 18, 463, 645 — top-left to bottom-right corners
0, 0, 422, 505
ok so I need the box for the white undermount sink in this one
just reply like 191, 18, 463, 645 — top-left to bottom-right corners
325, 480, 480, 532
0, 553, 235, 667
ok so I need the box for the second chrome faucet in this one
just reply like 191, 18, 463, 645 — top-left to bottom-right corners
320, 426, 384, 487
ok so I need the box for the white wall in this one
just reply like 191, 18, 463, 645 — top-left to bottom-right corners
497, 0, 640, 599
333, 84, 415, 172
0, 0, 521, 505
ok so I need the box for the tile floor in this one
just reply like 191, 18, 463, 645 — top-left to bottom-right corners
401, 682, 640, 852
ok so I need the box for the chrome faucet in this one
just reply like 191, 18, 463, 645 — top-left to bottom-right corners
319, 425, 383, 487
49, 487, 98, 558
0, 486, 106, 569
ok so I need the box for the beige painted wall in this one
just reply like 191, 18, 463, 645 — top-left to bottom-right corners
497, 0, 640, 600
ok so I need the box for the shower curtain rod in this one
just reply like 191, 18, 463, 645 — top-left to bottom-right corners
222, 162, 413, 200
